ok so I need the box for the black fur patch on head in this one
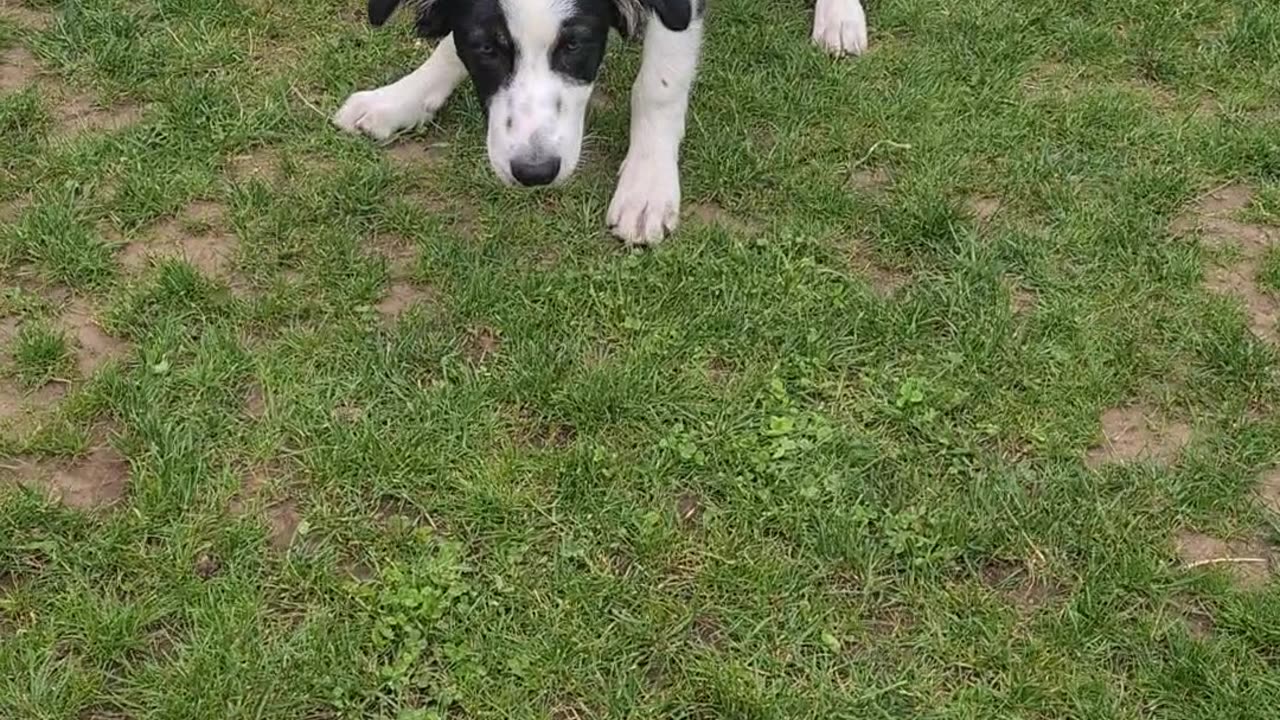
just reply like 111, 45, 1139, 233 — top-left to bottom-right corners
366, 0, 452, 37
611, 0, 700, 37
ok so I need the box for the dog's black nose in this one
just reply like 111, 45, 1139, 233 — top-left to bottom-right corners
511, 158, 561, 187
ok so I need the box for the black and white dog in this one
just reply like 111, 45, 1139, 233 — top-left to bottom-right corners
334, 0, 868, 245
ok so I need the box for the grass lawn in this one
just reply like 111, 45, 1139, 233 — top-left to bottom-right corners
3, 0, 1280, 717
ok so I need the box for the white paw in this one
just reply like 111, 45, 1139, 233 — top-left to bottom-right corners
607, 153, 681, 246
812, 0, 869, 57
333, 87, 431, 142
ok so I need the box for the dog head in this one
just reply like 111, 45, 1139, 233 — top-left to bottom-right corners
367, 0, 692, 187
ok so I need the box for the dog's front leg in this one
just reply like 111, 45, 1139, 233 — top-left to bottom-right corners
334, 35, 467, 141
812, 0, 868, 56
607, 14, 704, 246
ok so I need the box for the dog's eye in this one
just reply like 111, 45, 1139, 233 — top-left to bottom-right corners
562, 38, 582, 53
477, 41, 497, 56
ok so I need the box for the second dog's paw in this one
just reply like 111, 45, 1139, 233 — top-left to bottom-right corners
812, 0, 869, 57
333, 87, 431, 142
607, 154, 681, 247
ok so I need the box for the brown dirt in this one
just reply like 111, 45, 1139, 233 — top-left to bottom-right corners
227, 461, 271, 515
676, 491, 702, 526
62, 299, 130, 377
1205, 264, 1279, 343
0, 4, 54, 30
1171, 184, 1279, 343
1175, 529, 1273, 590
331, 402, 363, 423
243, 382, 266, 420
121, 201, 237, 279
4, 446, 130, 509
849, 167, 891, 191
705, 356, 735, 385
850, 247, 909, 297
979, 558, 1060, 613
1010, 286, 1036, 315
550, 703, 589, 720
686, 202, 760, 235
226, 147, 283, 184
690, 614, 723, 647
193, 553, 221, 580
967, 195, 1003, 225
228, 461, 302, 549
1254, 467, 1280, 515
266, 498, 300, 549
386, 140, 449, 171
56, 93, 143, 137
0, 381, 66, 425
1181, 602, 1214, 640
1084, 405, 1191, 468
512, 407, 575, 449
368, 233, 418, 278
588, 86, 614, 111
375, 281, 436, 319
0, 195, 29, 224
463, 325, 501, 364
0, 46, 39, 92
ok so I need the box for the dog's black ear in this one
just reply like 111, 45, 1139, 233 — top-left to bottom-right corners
367, 0, 451, 38
612, 0, 694, 36
647, 0, 692, 31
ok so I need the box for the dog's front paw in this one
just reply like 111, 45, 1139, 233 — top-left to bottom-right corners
333, 87, 431, 142
812, 0, 868, 57
607, 154, 681, 247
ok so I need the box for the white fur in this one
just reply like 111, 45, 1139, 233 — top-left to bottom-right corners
487, 0, 589, 186
812, 0, 868, 56
333, 34, 467, 140
607, 14, 704, 246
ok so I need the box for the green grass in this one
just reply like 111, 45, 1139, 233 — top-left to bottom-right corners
9, 320, 72, 388
3, 0, 1280, 718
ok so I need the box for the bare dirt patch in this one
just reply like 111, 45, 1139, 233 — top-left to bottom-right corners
1183, 606, 1214, 640
0, 46, 39, 91
463, 325, 501, 364
1205, 264, 1279, 343
243, 382, 266, 420
676, 491, 702, 527
980, 558, 1061, 613
967, 195, 1002, 225
3, 446, 130, 509
589, 86, 614, 111
0, 195, 29, 224
193, 552, 221, 580
686, 202, 760, 235
266, 498, 300, 549
1172, 184, 1279, 343
376, 281, 435, 319
0, 4, 55, 30
0, 381, 66, 425
1175, 529, 1274, 590
845, 240, 908, 297
55, 93, 143, 137
1254, 467, 1280, 515
386, 140, 449, 171
121, 201, 237, 280
368, 233, 418, 279
226, 147, 283, 184
1084, 405, 1190, 468
689, 614, 723, 647
61, 299, 129, 377
1004, 276, 1037, 315
849, 166, 891, 192
228, 462, 302, 549
507, 406, 575, 449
